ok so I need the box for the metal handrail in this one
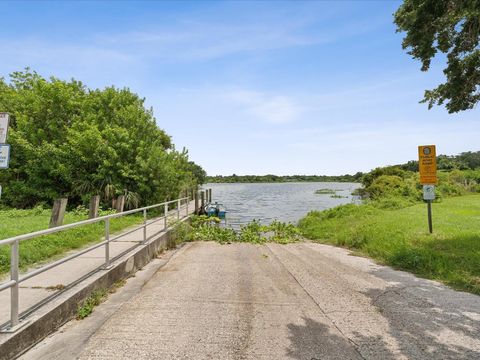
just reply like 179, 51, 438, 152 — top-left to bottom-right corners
0, 193, 198, 332
0, 280, 15, 293
0, 198, 187, 246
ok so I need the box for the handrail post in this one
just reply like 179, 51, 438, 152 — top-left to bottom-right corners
177, 199, 180, 220
186, 197, 189, 215
164, 202, 168, 228
143, 209, 147, 244
103, 218, 110, 269
10, 240, 20, 328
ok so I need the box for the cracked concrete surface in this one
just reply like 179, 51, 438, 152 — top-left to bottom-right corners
21, 242, 480, 359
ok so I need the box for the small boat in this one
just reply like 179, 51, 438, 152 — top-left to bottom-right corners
204, 202, 227, 219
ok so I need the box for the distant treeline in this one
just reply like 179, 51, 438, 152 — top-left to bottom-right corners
207, 151, 480, 185
399, 151, 480, 172
206, 173, 364, 183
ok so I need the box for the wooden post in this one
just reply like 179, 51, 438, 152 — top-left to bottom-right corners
88, 195, 100, 219
194, 191, 199, 214
115, 195, 125, 213
209, 189, 212, 203
49, 198, 68, 228
200, 191, 205, 215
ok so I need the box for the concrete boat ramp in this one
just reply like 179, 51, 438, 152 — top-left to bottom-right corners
19, 241, 480, 360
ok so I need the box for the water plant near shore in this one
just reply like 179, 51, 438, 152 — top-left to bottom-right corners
173, 216, 300, 245
314, 189, 336, 195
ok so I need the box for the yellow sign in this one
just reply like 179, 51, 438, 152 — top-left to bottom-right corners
418, 145, 437, 184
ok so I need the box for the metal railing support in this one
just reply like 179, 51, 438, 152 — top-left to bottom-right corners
177, 199, 180, 220
10, 240, 19, 328
143, 209, 147, 244
103, 218, 110, 269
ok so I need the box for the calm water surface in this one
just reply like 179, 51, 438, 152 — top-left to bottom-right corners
203, 182, 361, 227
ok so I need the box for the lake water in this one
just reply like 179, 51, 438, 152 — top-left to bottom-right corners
203, 182, 361, 227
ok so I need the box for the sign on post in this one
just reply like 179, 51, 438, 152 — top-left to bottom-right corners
423, 185, 435, 200
418, 145, 437, 184
0, 144, 11, 169
0, 113, 9, 144
418, 145, 436, 234
0, 113, 10, 201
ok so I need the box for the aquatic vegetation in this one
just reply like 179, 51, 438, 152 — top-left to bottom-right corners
315, 189, 336, 195
182, 216, 300, 244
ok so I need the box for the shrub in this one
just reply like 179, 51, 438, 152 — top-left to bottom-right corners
371, 196, 416, 210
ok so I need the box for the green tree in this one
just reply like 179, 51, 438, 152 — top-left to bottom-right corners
361, 166, 407, 188
0, 69, 205, 208
457, 151, 480, 169
394, 0, 480, 113
187, 161, 207, 185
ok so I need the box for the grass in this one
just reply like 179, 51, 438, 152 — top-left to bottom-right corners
0, 207, 143, 276
298, 195, 480, 294
75, 278, 128, 320
76, 288, 108, 319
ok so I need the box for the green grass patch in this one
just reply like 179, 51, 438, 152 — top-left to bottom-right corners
76, 288, 108, 319
0, 207, 143, 276
298, 195, 480, 294
75, 278, 128, 320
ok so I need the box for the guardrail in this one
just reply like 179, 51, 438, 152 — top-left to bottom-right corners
0, 196, 191, 332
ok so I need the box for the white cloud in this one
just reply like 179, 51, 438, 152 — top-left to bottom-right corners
0, 37, 134, 67
224, 90, 303, 124
96, 24, 322, 61
0, 37, 142, 89
92, 21, 326, 62
0, 7, 387, 74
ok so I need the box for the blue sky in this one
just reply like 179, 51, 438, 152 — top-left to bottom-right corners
1, 1, 479, 176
